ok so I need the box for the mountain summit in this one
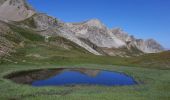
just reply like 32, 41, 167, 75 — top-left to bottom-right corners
0, 0, 164, 58
0, 0, 35, 21
85, 19, 106, 29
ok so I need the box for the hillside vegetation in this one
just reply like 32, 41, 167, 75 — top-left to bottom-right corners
0, 23, 169, 69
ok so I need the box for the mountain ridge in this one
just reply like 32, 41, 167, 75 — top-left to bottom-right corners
0, 0, 164, 58
0, 0, 35, 21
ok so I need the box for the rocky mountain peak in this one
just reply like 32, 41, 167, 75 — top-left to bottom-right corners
0, 0, 6, 6
146, 39, 158, 43
85, 19, 106, 29
111, 28, 164, 53
111, 28, 133, 42
134, 38, 164, 53
145, 39, 164, 50
0, 0, 35, 21
111, 28, 122, 33
0, 0, 164, 57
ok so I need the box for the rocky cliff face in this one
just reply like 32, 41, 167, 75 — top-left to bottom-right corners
0, 0, 164, 57
16, 14, 102, 55
66, 19, 126, 48
0, 0, 35, 21
135, 39, 164, 53
64, 20, 164, 55
0, 21, 18, 59
111, 28, 164, 53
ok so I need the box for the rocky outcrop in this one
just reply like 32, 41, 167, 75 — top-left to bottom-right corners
0, 0, 6, 6
32, 13, 61, 31
0, 0, 35, 21
17, 14, 164, 56
66, 19, 126, 48
15, 13, 101, 55
135, 39, 164, 53
0, 21, 17, 59
111, 28, 164, 53
65, 20, 164, 55
0, 0, 164, 57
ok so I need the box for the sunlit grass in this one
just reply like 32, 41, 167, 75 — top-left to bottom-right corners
0, 64, 170, 100
0, 22, 170, 100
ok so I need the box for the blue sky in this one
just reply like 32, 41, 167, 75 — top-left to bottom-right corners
27, 0, 170, 49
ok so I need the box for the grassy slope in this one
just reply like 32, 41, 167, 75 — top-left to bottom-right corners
2, 23, 169, 69
127, 51, 170, 69
0, 25, 170, 100
0, 65, 170, 100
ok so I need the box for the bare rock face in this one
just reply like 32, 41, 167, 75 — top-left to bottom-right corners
32, 13, 61, 31
84, 19, 105, 29
0, 0, 35, 21
0, 0, 6, 6
135, 39, 164, 53
58, 25, 101, 55
111, 28, 133, 42
0, 0, 164, 57
19, 13, 164, 55
19, 14, 101, 55
111, 28, 164, 53
66, 19, 126, 48
0, 21, 17, 58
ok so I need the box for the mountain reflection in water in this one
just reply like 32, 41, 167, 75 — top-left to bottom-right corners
5, 68, 137, 86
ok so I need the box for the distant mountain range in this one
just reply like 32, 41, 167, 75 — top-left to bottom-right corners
0, 0, 164, 58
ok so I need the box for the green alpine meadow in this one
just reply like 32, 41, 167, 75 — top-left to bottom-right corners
0, 0, 170, 100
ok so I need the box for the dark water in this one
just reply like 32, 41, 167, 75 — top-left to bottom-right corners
5, 68, 137, 87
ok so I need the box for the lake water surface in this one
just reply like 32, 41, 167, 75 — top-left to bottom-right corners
5, 68, 137, 86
